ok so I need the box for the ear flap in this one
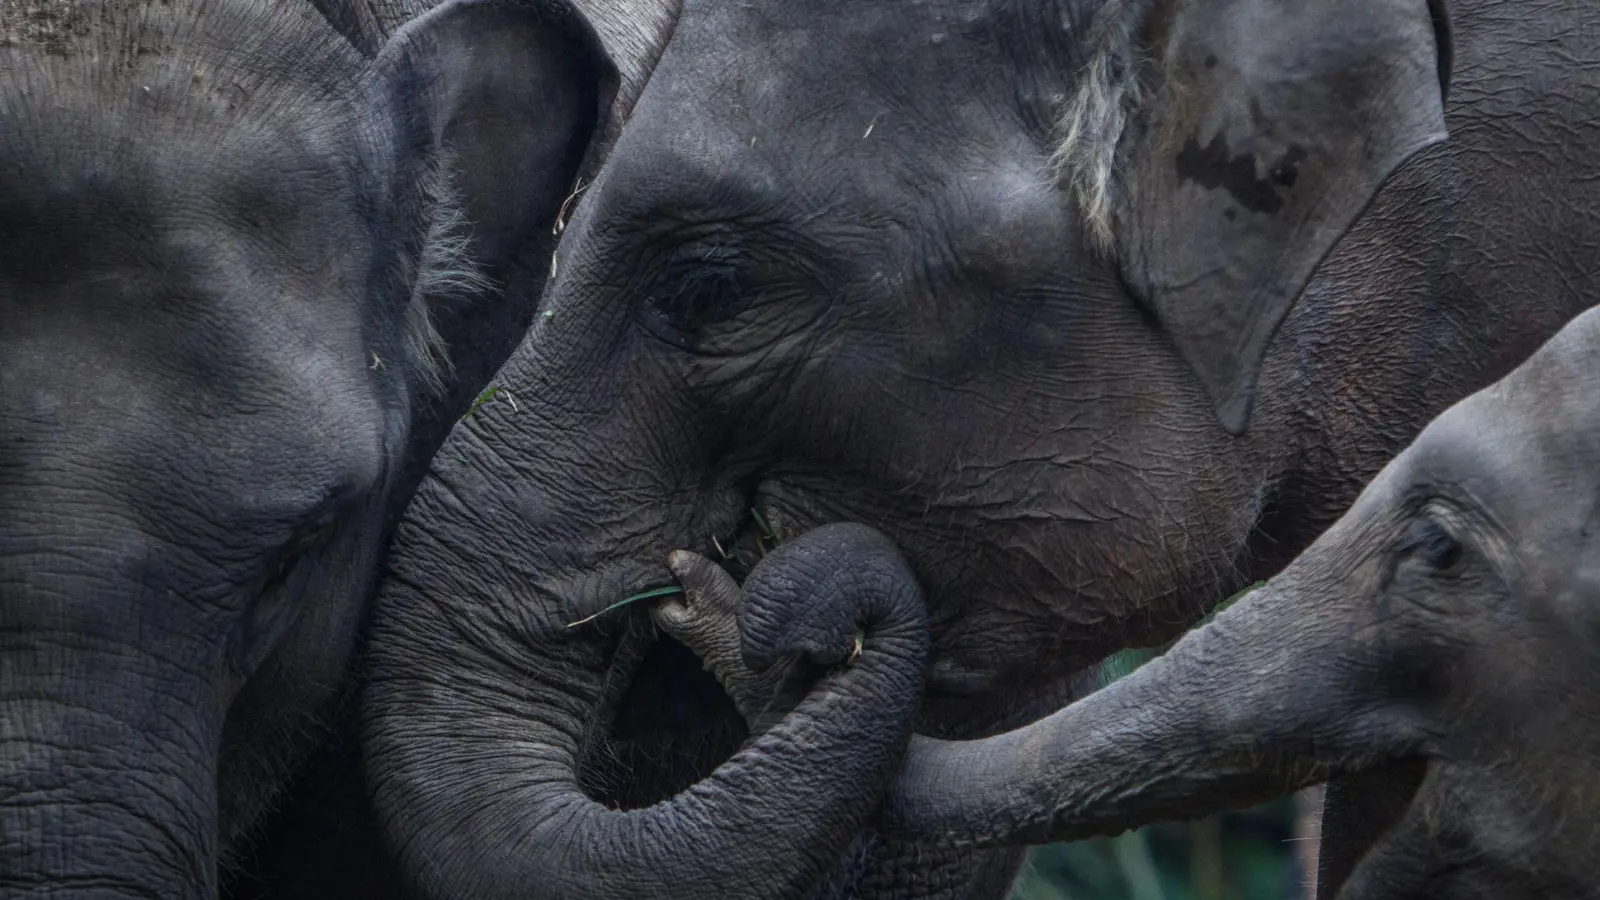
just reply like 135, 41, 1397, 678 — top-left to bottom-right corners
370, 0, 618, 506
1114, 0, 1450, 434
377, 0, 617, 270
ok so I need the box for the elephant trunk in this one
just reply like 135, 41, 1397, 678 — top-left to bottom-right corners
0, 650, 216, 898
362, 401, 928, 900
883, 557, 1432, 848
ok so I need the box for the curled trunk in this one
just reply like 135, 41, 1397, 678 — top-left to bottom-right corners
362, 431, 929, 899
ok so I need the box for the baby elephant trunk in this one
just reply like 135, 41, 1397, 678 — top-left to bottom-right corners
883, 559, 1432, 847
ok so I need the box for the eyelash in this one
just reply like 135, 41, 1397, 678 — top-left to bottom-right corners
1415, 521, 1462, 570
1401, 510, 1467, 574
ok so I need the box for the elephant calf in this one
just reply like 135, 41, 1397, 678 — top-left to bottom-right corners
0, 1, 610, 895
845, 304, 1600, 897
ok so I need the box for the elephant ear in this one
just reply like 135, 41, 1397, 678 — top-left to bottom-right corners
368, 0, 617, 505
1114, 0, 1450, 434
376, 0, 616, 274
306, 0, 386, 57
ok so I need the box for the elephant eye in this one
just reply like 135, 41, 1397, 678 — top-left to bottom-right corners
649, 272, 745, 334
1404, 517, 1464, 573
641, 245, 753, 344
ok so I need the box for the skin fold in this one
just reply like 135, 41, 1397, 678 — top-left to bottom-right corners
358, 0, 1600, 897
845, 304, 1600, 900
0, 1, 610, 896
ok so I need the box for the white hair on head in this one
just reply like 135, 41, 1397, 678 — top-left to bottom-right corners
403, 156, 491, 396
1050, 0, 1150, 257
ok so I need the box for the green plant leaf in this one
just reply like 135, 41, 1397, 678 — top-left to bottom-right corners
565, 585, 684, 628
465, 385, 500, 419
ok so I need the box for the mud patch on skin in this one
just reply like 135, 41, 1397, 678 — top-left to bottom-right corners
0, 1, 171, 56
0, 0, 213, 85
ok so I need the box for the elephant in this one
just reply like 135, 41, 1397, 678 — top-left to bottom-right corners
219, 4, 688, 898
871, 302, 1600, 899
357, 0, 1600, 896
0, 0, 612, 895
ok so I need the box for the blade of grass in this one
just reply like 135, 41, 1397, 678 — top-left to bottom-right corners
749, 508, 778, 556
464, 385, 500, 419
565, 585, 684, 628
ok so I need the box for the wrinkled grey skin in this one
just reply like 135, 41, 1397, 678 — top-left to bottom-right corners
880, 304, 1600, 899
0, 1, 609, 896
361, 0, 1600, 897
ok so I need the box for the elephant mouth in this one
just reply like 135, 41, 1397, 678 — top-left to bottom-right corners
571, 505, 774, 808
586, 491, 1109, 755
1318, 757, 1431, 895
728, 492, 1109, 721
578, 614, 749, 809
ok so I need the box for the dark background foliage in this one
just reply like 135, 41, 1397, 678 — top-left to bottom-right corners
1009, 796, 1312, 900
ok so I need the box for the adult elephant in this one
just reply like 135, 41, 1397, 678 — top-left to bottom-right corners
360, 0, 1600, 897
0, 1, 611, 896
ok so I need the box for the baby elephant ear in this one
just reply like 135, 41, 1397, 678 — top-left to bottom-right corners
1115, 0, 1450, 434
375, 0, 618, 269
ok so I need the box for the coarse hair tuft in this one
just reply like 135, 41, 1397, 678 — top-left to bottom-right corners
402, 156, 492, 396
1050, 0, 1151, 257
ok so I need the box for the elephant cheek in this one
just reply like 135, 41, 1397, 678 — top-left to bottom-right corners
0, 644, 221, 898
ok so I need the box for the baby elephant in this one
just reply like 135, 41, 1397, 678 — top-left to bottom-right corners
667, 304, 1600, 899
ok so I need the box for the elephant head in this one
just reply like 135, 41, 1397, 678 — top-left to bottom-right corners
884, 303, 1600, 899
356, 0, 1481, 894
0, 1, 611, 895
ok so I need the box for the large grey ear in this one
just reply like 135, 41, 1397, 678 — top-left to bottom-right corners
376, 0, 618, 269
1114, 0, 1450, 434
370, 0, 618, 507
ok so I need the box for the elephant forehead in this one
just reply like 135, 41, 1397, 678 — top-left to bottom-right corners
0, 16, 382, 478
594, 1, 1073, 285
1414, 315, 1600, 523
637, 0, 1032, 163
